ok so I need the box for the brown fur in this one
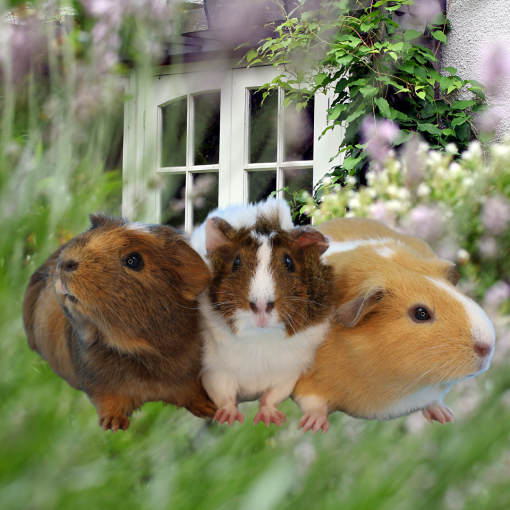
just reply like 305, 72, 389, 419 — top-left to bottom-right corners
293, 217, 491, 421
207, 214, 337, 336
23, 215, 216, 432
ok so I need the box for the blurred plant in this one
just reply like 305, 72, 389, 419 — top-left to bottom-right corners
295, 137, 510, 305
246, 0, 489, 180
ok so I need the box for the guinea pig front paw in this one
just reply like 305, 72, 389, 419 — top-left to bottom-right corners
99, 413, 131, 433
213, 405, 244, 427
298, 412, 330, 435
253, 406, 287, 428
422, 403, 454, 424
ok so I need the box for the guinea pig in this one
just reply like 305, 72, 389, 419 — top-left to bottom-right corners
292, 217, 495, 434
190, 199, 337, 427
23, 215, 216, 432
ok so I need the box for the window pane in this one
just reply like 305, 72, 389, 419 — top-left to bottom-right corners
284, 98, 314, 162
194, 92, 221, 165
249, 89, 278, 164
161, 173, 186, 229
161, 98, 187, 167
248, 170, 276, 204
284, 168, 313, 200
192, 172, 219, 226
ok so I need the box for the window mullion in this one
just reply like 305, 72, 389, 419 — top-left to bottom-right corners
276, 88, 285, 200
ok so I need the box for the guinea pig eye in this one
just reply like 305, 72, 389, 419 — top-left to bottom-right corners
232, 255, 241, 273
283, 254, 295, 273
413, 307, 431, 321
123, 252, 144, 271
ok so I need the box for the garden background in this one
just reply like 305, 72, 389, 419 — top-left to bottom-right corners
1, 1, 510, 509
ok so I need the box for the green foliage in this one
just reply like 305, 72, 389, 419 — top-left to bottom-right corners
250, 0, 488, 179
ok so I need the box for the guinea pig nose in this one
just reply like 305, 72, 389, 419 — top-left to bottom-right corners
63, 260, 79, 272
474, 343, 492, 358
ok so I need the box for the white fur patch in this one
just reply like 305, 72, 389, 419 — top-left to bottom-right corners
249, 235, 275, 305
125, 222, 151, 233
425, 277, 496, 359
376, 245, 395, 258
325, 238, 395, 256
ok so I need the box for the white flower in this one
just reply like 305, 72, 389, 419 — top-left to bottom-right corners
448, 162, 462, 177
457, 248, 470, 264
397, 188, 411, 201
416, 183, 431, 197
445, 143, 458, 155
462, 177, 474, 187
386, 184, 398, 198
348, 195, 361, 209
345, 175, 357, 185
481, 195, 510, 235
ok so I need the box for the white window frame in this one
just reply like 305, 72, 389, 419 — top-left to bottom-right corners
123, 60, 345, 230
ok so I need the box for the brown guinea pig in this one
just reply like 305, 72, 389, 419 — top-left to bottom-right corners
293, 217, 495, 434
190, 199, 337, 428
23, 215, 216, 432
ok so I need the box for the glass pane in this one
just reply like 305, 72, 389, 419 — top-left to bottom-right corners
192, 172, 219, 226
161, 173, 186, 229
284, 98, 314, 162
284, 168, 313, 200
161, 98, 187, 167
248, 171, 276, 204
194, 92, 221, 165
249, 89, 278, 164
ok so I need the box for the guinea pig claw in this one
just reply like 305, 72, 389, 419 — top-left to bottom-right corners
99, 414, 130, 433
253, 406, 287, 427
213, 406, 244, 427
422, 403, 455, 425
298, 412, 330, 435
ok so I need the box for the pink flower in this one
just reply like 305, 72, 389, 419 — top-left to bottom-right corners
368, 201, 396, 227
361, 118, 399, 163
481, 195, 510, 235
402, 204, 446, 242
482, 42, 510, 97
479, 236, 498, 259
484, 281, 510, 308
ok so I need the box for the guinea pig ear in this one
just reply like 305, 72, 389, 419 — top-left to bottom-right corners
89, 213, 111, 229
205, 217, 234, 253
170, 240, 211, 299
447, 265, 461, 286
335, 287, 385, 328
290, 226, 330, 254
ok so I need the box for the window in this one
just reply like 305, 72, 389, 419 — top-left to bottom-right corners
123, 62, 344, 231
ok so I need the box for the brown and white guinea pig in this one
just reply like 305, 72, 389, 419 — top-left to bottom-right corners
23, 215, 216, 432
190, 199, 337, 427
292, 217, 495, 434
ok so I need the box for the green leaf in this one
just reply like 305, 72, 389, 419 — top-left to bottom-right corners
469, 87, 486, 100
442, 129, 456, 137
479, 130, 496, 144
343, 155, 363, 171
375, 97, 391, 119
451, 116, 468, 128
246, 49, 258, 62
431, 31, 447, 44
416, 90, 426, 100
451, 100, 477, 110
393, 130, 413, 146
388, 52, 398, 62
328, 104, 348, 121
417, 123, 443, 136
345, 109, 366, 123
314, 73, 328, 86
359, 85, 379, 98
443, 66, 458, 75
472, 104, 488, 113
404, 29, 422, 41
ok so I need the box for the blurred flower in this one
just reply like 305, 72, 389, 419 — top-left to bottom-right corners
368, 200, 397, 227
436, 240, 459, 262
413, 0, 442, 25
361, 117, 399, 163
481, 195, 510, 235
482, 42, 510, 97
479, 235, 498, 259
416, 182, 431, 198
402, 204, 446, 242
457, 248, 470, 265
484, 281, 510, 309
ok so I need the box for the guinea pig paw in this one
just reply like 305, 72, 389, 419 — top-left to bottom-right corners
298, 412, 330, 435
213, 406, 244, 427
253, 406, 287, 428
422, 403, 454, 425
99, 414, 131, 433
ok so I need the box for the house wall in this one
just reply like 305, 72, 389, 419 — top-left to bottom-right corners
442, 0, 510, 142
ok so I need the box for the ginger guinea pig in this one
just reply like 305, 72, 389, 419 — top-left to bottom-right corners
293, 217, 495, 434
191, 199, 337, 427
23, 215, 216, 432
